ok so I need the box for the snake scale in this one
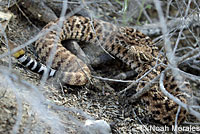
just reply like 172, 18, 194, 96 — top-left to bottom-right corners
10, 16, 189, 125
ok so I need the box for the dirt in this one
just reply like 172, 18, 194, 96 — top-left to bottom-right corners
0, 3, 146, 134
0, 1, 199, 134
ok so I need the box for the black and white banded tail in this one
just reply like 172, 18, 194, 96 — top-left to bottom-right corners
16, 53, 56, 77
8, 40, 56, 77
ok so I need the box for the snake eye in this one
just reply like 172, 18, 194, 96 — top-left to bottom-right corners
139, 52, 152, 63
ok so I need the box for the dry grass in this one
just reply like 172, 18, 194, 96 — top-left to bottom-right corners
0, 0, 200, 133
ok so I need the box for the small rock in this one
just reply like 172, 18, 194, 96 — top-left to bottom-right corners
83, 119, 111, 134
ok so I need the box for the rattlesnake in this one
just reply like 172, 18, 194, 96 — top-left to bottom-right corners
9, 16, 189, 125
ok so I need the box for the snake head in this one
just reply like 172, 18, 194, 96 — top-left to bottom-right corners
117, 27, 157, 64
129, 45, 154, 63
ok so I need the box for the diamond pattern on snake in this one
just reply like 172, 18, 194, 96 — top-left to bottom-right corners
9, 16, 190, 125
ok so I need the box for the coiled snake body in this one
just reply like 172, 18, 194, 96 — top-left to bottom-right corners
11, 16, 189, 125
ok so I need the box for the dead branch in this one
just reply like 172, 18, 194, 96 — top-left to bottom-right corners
20, 0, 58, 23
159, 72, 200, 121
129, 74, 160, 102
177, 47, 200, 64
134, 13, 200, 36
